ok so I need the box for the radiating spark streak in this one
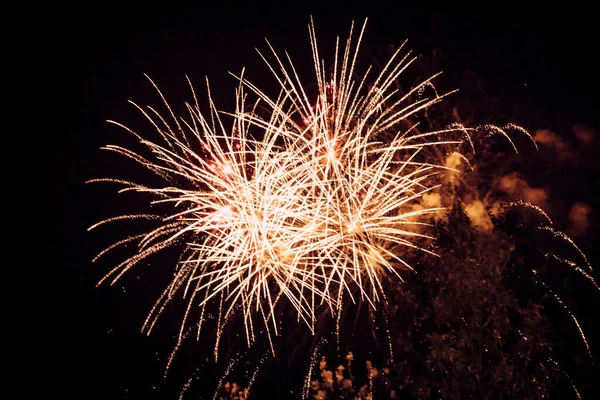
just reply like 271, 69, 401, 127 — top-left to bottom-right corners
91, 234, 146, 263
96, 227, 181, 287
87, 214, 160, 231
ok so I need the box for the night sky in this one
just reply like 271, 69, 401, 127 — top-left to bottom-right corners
35, 5, 599, 399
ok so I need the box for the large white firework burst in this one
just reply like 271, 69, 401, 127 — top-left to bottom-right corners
89, 18, 464, 356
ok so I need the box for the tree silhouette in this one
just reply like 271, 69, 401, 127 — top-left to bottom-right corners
385, 202, 556, 399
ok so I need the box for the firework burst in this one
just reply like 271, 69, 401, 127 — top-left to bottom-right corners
90, 18, 469, 358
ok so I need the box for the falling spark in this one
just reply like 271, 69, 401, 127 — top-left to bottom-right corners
547, 357, 582, 400
213, 353, 243, 400
303, 337, 328, 400
543, 253, 599, 291
247, 352, 269, 396
383, 295, 394, 364
178, 367, 199, 400
508, 200, 553, 225
538, 226, 592, 272
478, 123, 537, 153
531, 270, 592, 360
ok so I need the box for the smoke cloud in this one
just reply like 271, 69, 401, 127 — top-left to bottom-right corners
567, 202, 592, 238
572, 125, 594, 145
533, 129, 575, 162
498, 173, 549, 211
464, 200, 493, 232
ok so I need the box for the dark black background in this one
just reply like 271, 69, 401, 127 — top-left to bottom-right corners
29, 4, 599, 399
